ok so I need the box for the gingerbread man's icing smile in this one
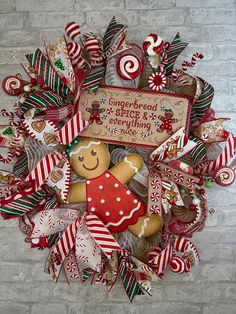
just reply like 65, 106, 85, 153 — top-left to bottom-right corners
83, 157, 99, 171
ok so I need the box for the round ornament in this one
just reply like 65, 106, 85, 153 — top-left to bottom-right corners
143, 34, 164, 56
2, 76, 24, 96
116, 54, 142, 80
214, 166, 235, 187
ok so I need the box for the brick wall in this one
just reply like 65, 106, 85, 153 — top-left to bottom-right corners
0, 0, 236, 313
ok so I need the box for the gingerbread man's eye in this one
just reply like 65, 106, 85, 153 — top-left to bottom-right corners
91, 149, 97, 156
78, 155, 84, 162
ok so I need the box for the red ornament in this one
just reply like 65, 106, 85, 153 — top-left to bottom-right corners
116, 54, 142, 80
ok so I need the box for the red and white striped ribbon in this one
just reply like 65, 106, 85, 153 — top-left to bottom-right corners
149, 243, 173, 275
26, 152, 61, 190
56, 111, 88, 145
86, 214, 121, 259
67, 41, 85, 69
83, 33, 104, 66
65, 21, 81, 41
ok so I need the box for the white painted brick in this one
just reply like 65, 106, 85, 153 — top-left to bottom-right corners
126, 0, 175, 9
0, 47, 39, 65
86, 11, 139, 27
0, 0, 16, 13
229, 80, 236, 94
27, 12, 84, 29
40, 29, 69, 43
75, 0, 125, 11
31, 304, 67, 314
203, 304, 236, 314
176, 0, 236, 7
16, 0, 74, 12
0, 13, 24, 30
213, 43, 236, 60
140, 303, 202, 314
200, 264, 236, 282
199, 245, 234, 263
202, 25, 236, 41
69, 303, 141, 314
139, 9, 186, 26
225, 284, 236, 301
0, 303, 30, 314
189, 9, 236, 25
163, 283, 224, 303
0, 262, 31, 282
0, 30, 40, 47
194, 228, 236, 244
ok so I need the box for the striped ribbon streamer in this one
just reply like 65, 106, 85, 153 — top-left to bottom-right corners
195, 133, 236, 175
67, 41, 85, 70
65, 21, 81, 41
165, 33, 188, 77
21, 91, 65, 114
47, 217, 80, 282
26, 49, 70, 98
82, 66, 105, 92
118, 252, 144, 301
86, 214, 121, 259
0, 189, 46, 218
190, 137, 207, 163
149, 242, 173, 275
25, 152, 61, 190
56, 111, 88, 145
191, 78, 214, 123
103, 16, 124, 55
35, 105, 74, 121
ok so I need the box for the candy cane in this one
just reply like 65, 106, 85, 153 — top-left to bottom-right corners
182, 53, 204, 73
65, 21, 81, 41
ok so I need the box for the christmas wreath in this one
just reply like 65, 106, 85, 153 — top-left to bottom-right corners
0, 17, 235, 301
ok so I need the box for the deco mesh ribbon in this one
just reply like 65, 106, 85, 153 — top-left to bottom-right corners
0, 16, 235, 302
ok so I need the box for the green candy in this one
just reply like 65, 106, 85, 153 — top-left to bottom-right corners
180, 188, 187, 195
34, 85, 41, 91
205, 180, 213, 188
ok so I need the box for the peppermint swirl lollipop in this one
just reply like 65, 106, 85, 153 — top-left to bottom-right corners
2, 76, 24, 96
143, 34, 164, 56
116, 54, 142, 80
214, 166, 235, 187
169, 256, 186, 274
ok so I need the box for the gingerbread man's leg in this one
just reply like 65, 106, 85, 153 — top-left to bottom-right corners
128, 214, 163, 238
95, 114, 103, 125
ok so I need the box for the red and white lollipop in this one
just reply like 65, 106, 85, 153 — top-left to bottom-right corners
169, 256, 186, 274
116, 54, 142, 80
143, 34, 164, 56
214, 166, 235, 187
2, 76, 24, 96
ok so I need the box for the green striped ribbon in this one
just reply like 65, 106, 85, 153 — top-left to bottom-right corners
13, 150, 28, 178
0, 190, 46, 217
26, 49, 70, 98
190, 136, 207, 163
103, 16, 124, 54
21, 91, 65, 114
165, 32, 188, 76
191, 78, 214, 123
118, 253, 144, 302
83, 66, 105, 92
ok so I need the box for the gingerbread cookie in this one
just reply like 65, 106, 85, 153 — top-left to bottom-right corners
67, 138, 163, 238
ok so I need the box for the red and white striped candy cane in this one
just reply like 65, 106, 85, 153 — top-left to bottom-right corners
182, 53, 204, 73
65, 21, 81, 41
0, 147, 21, 164
67, 41, 85, 69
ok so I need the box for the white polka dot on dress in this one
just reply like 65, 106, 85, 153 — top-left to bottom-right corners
105, 173, 110, 178
100, 199, 105, 204
114, 183, 119, 188
119, 211, 124, 216
105, 211, 110, 216
91, 207, 95, 212
133, 199, 138, 204
98, 185, 103, 190
87, 180, 91, 185
88, 197, 92, 202
116, 197, 121, 202
126, 190, 131, 195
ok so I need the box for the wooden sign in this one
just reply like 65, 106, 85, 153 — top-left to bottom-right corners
78, 86, 192, 148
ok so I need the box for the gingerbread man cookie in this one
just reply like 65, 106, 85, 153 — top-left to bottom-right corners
67, 138, 163, 238
86, 101, 105, 125
157, 109, 178, 135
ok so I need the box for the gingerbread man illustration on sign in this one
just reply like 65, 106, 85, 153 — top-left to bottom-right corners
156, 109, 178, 135
86, 101, 105, 125
67, 138, 163, 238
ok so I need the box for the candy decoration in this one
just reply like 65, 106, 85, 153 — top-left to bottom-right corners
67, 41, 85, 69
182, 53, 204, 73
2, 76, 24, 96
173, 236, 189, 253
214, 166, 235, 187
116, 54, 142, 80
148, 70, 167, 91
65, 21, 81, 41
169, 256, 186, 274
143, 34, 164, 56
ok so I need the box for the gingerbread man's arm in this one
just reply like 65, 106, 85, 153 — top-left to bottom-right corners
98, 108, 105, 113
171, 118, 178, 123
67, 181, 86, 203
158, 115, 165, 121
86, 108, 93, 113
110, 153, 143, 185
